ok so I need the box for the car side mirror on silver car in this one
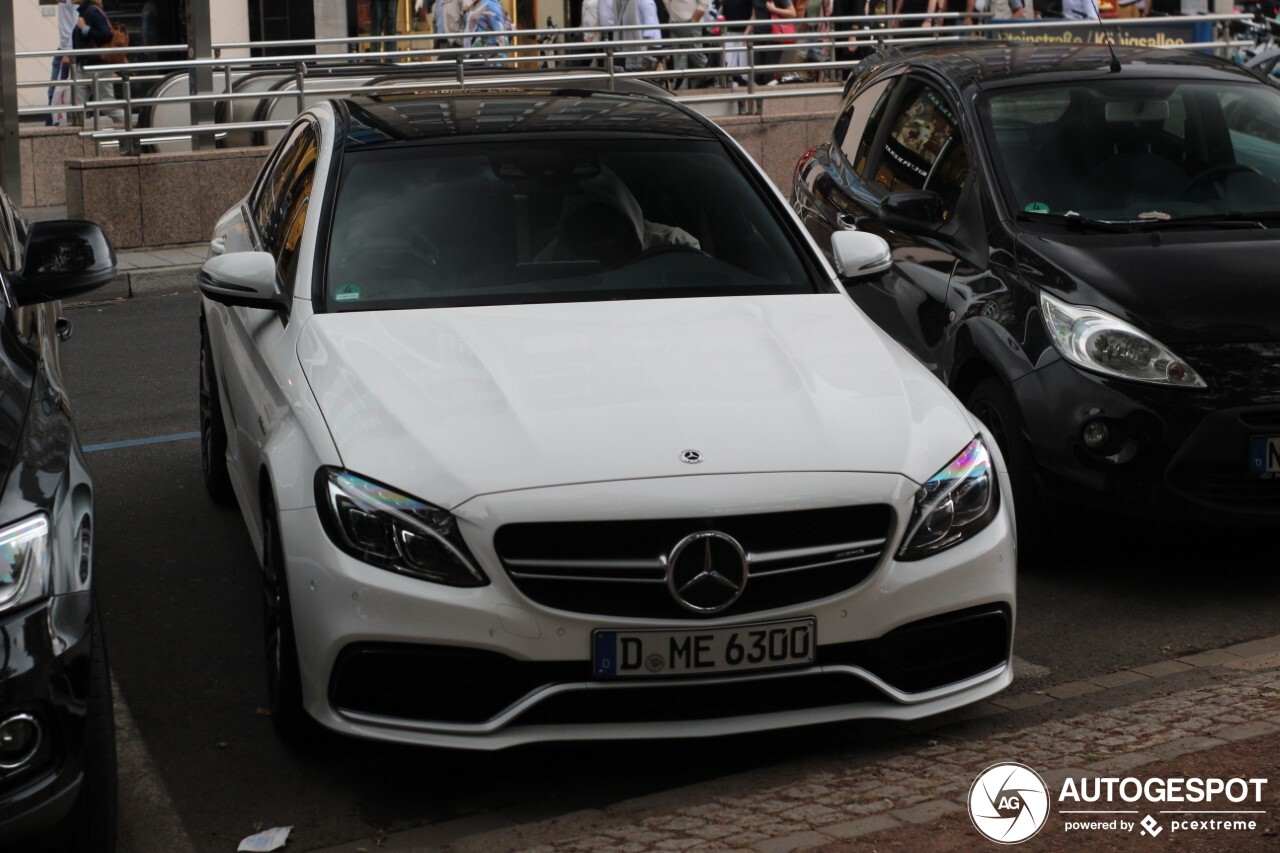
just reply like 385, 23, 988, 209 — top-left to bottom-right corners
830, 231, 892, 282
198, 252, 286, 311
11, 220, 117, 306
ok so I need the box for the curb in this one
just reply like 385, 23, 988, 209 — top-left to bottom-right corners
69, 265, 201, 305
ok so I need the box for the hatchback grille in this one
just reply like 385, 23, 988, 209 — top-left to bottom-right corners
492, 505, 894, 619
1167, 461, 1280, 507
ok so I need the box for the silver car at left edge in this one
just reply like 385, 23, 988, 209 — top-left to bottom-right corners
197, 76, 1017, 750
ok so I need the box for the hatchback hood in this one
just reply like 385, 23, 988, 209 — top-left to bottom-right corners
1017, 228, 1280, 344
297, 296, 977, 509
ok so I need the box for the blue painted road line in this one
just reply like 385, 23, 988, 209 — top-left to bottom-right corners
83, 431, 201, 454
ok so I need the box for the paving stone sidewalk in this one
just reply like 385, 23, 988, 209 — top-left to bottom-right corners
429, 641, 1280, 853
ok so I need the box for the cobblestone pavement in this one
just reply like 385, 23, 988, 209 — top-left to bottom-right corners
427, 639, 1280, 853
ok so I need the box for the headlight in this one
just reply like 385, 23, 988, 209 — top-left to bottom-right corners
316, 469, 487, 587
898, 438, 999, 561
0, 515, 51, 612
1039, 291, 1206, 389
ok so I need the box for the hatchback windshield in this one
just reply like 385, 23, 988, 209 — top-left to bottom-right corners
324, 139, 823, 310
979, 79, 1280, 223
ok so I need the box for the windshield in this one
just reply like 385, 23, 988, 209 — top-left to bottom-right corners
324, 139, 824, 310
979, 79, 1280, 224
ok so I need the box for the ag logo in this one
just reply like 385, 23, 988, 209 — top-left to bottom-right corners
968, 762, 1050, 844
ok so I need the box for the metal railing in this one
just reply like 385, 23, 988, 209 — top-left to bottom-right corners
18, 14, 1251, 154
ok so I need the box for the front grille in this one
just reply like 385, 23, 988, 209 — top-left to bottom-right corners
492, 505, 894, 619
327, 605, 1010, 725
1164, 405, 1280, 510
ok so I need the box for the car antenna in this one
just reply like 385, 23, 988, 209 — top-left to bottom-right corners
1090, 0, 1123, 73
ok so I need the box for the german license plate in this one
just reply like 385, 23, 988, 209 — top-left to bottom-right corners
593, 618, 816, 678
1248, 435, 1280, 477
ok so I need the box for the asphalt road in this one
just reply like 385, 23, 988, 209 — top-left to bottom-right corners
57, 290, 1280, 852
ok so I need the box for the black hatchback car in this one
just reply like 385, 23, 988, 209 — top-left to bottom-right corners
792, 43, 1280, 547
0, 198, 117, 850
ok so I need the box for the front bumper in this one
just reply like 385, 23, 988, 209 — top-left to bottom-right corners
1015, 356, 1280, 523
0, 593, 92, 845
281, 471, 1016, 750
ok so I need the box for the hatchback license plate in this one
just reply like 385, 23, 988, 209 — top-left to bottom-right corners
593, 618, 816, 678
1248, 435, 1280, 476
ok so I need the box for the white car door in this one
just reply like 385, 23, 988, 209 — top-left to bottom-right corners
214, 120, 320, 520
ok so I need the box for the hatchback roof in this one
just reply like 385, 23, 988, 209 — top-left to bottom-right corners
869, 42, 1262, 89
338, 84, 716, 147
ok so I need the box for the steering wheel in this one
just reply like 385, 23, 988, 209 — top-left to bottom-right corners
1180, 164, 1263, 202
625, 244, 708, 264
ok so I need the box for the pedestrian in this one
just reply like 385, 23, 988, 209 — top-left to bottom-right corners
463, 0, 512, 61
660, 0, 710, 87
47, 0, 77, 126
925, 0, 974, 29
893, 0, 931, 32
370, 0, 399, 53
749, 0, 795, 87
1058, 0, 1099, 18
432, 0, 464, 51
720, 0, 752, 85
606, 0, 662, 73
71, 0, 123, 125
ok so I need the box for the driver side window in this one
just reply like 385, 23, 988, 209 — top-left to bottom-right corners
870, 83, 968, 219
250, 122, 319, 296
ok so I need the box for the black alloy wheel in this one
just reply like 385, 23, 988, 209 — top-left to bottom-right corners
63, 604, 119, 853
199, 316, 233, 505
967, 377, 1044, 559
261, 489, 316, 745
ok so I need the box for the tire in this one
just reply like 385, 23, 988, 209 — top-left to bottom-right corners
261, 490, 318, 745
199, 316, 234, 506
966, 377, 1045, 558
64, 606, 118, 853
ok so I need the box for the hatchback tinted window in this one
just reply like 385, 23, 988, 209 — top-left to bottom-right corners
981, 79, 1280, 222
324, 139, 824, 310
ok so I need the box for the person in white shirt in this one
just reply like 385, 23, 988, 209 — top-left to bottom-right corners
47, 0, 77, 126
662, 0, 711, 85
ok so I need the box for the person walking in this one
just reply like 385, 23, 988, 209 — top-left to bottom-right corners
749, 0, 795, 86
47, 0, 77, 126
463, 0, 512, 61
370, 0, 399, 53
432, 0, 464, 51
71, 0, 123, 125
661, 0, 711, 88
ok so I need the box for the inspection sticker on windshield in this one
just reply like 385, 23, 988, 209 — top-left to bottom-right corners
1248, 435, 1280, 477
593, 618, 815, 678
1024, 202, 1050, 214
335, 283, 362, 302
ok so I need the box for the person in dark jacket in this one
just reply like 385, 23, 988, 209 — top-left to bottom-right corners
71, 1, 123, 124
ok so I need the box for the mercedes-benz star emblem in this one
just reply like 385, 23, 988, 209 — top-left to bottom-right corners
680, 449, 702, 464
666, 531, 749, 614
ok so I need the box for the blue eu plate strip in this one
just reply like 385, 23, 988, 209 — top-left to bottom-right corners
594, 631, 617, 677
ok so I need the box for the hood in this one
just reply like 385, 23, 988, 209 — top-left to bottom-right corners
1017, 228, 1280, 344
297, 295, 977, 509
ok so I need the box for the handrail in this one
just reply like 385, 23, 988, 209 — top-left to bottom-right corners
16, 13, 1246, 147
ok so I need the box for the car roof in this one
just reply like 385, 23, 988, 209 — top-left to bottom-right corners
867, 42, 1265, 90
336, 81, 718, 147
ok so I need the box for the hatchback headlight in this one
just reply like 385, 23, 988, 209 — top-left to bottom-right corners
898, 438, 999, 561
316, 469, 487, 587
1039, 291, 1205, 388
0, 515, 51, 613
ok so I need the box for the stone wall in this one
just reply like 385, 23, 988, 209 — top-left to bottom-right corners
65, 147, 270, 249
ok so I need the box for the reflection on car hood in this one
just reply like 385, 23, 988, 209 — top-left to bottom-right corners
1017, 229, 1280, 344
297, 295, 976, 508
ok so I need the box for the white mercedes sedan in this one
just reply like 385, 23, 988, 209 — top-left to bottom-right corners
197, 79, 1017, 750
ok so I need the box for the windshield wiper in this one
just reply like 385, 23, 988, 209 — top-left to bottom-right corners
1136, 213, 1275, 230
1014, 211, 1135, 233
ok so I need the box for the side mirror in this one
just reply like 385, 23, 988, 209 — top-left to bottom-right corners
198, 252, 285, 311
831, 231, 892, 281
879, 190, 944, 232
11, 220, 117, 306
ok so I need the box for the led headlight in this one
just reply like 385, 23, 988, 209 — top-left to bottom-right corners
0, 515, 51, 613
317, 469, 487, 587
1039, 291, 1206, 388
898, 438, 999, 561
